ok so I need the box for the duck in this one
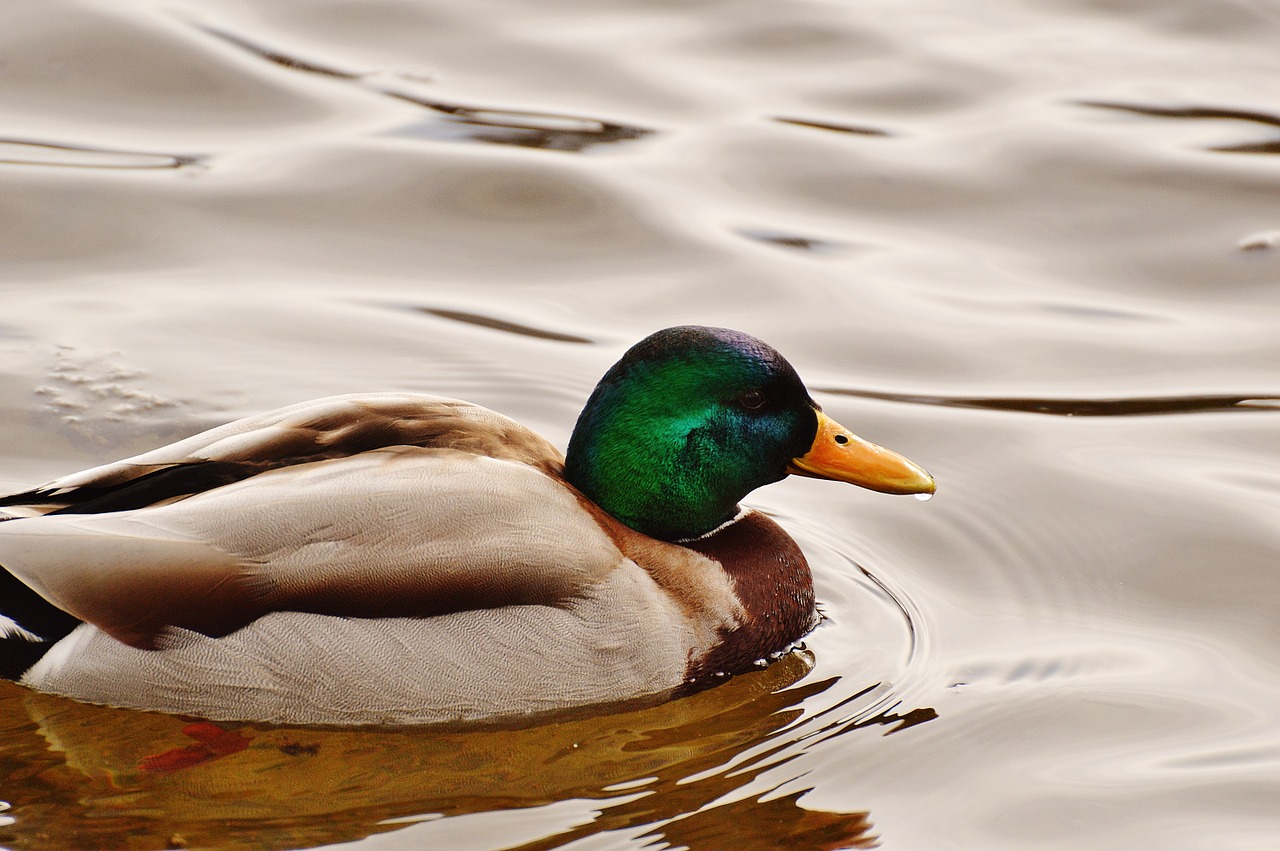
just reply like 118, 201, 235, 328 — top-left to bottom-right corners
0, 326, 934, 726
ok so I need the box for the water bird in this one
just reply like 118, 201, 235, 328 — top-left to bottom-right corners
0, 326, 934, 725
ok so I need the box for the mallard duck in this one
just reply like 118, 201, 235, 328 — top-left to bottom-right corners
0, 326, 933, 725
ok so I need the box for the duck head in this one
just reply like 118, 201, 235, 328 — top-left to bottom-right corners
564, 326, 935, 541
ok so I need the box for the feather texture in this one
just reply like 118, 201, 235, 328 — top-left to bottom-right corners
1, 393, 562, 515
25, 565, 698, 726
1, 393, 751, 722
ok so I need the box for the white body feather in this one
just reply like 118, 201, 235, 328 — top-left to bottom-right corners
25, 569, 693, 726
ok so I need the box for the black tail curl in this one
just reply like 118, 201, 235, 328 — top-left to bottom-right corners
0, 566, 81, 681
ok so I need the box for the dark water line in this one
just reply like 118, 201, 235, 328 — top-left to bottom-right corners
773, 117, 892, 137
817, 388, 1280, 417
1079, 100, 1280, 129
195, 24, 363, 79
0, 138, 201, 170
416, 308, 595, 344
1212, 140, 1280, 155
381, 91, 654, 150
1079, 100, 1280, 154
195, 23, 653, 152
736, 228, 847, 252
854, 560, 918, 663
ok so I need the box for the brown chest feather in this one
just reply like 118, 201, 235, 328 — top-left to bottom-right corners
682, 511, 817, 683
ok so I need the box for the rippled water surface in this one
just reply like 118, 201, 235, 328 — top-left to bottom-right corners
3, 1, 1280, 849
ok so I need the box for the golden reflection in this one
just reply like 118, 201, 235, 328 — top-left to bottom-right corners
0, 654, 904, 851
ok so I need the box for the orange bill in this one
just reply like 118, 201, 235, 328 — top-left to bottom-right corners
788, 410, 936, 496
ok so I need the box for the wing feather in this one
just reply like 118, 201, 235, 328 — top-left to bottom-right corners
0, 393, 563, 515
0, 448, 621, 649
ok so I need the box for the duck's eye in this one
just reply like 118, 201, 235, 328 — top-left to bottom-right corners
739, 391, 766, 410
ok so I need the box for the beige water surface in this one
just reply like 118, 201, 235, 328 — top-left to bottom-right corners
2, 1, 1280, 849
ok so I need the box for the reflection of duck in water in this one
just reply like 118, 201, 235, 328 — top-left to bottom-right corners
0, 326, 933, 725
4, 653, 889, 851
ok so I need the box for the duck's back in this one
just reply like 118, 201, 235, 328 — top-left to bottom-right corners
0, 393, 565, 518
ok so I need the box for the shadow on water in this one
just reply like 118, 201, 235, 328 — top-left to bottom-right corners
0, 656, 935, 851
819, 387, 1280, 417
197, 24, 654, 153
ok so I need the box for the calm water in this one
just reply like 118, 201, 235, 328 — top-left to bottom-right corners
3, 0, 1280, 849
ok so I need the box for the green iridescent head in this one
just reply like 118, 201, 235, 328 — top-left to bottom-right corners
564, 326, 821, 540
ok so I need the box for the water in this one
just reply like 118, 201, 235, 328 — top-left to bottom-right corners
2, 0, 1280, 848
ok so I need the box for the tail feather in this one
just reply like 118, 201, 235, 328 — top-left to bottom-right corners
1, 565, 81, 680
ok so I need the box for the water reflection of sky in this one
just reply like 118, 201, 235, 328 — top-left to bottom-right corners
2, 0, 1280, 849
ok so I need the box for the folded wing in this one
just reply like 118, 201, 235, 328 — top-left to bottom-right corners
0, 396, 621, 649
0, 393, 564, 515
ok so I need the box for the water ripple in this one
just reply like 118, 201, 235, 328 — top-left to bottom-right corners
736, 228, 849, 252
384, 95, 653, 152
197, 23, 654, 153
412, 307, 595, 345
0, 138, 200, 170
1080, 100, 1280, 154
817, 388, 1280, 417
774, 116, 893, 137
196, 24, 363, 80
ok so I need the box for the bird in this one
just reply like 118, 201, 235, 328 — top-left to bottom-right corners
0, 326, 934, 726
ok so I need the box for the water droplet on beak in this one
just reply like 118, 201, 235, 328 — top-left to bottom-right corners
914, 492, 934, 502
